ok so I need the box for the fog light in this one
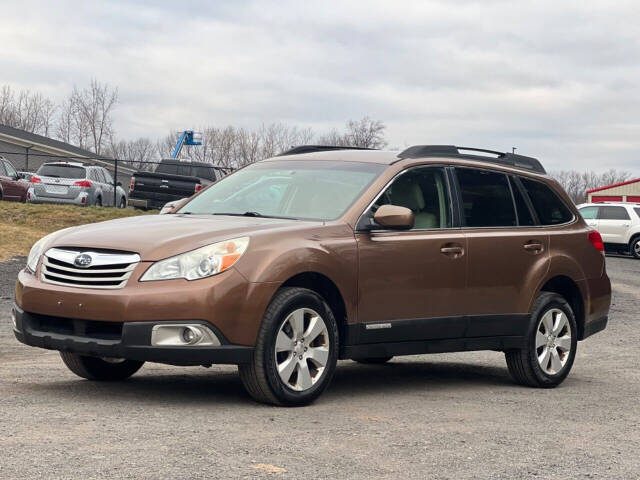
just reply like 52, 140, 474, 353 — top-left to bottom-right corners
151, 324, 220, 347
182, 326, 202, 345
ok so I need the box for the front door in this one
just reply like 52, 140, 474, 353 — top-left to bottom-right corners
356, 166, 468, 343
597, 205, 631, 244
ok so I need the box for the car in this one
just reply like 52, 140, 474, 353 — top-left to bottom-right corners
13, 145, 611, 406
577, 202, 640, 259
128, 159, 229, 210
0, 156, 29, 202
27, 162, 127, 208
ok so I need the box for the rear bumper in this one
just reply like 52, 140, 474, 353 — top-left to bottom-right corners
28, 190, 89, 206
12, 304, 253, 365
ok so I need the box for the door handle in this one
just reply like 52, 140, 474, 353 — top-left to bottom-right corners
440, 244, 464, 258
523, 242, 544, 253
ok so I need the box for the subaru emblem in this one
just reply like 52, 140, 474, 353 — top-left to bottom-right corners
74, 253, 92, 268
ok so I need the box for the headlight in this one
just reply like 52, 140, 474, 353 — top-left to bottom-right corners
26, 232, 55, 273
140, 237, 249, 282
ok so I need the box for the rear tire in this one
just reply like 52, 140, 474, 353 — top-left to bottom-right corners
355, 357, 393, 364
505, 292, 577, 388
60, 352, 144, 381
238, 287, 339, 406
94, 196, 102, 207
118, 197, 126, 209
631, 237, 640, 259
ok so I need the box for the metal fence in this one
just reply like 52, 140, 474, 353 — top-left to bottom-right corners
0, 150, 232, 206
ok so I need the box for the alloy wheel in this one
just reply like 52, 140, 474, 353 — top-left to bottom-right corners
274, 308, 330, 392
536, 308, 572, 375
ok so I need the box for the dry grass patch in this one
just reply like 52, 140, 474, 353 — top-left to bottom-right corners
0, 202, 154, 262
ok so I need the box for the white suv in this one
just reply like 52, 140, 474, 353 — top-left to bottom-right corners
578, 202, 640, 259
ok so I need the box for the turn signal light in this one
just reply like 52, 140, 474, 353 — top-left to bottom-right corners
30, 176, 41, 183
74, 180, 92, 188
588, 230, 604, 252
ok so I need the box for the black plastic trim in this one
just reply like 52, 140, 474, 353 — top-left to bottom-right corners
581, 316, 608, 340
12, 305, 253, 366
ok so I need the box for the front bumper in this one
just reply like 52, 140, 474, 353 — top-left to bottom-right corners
12, 304, 253, 365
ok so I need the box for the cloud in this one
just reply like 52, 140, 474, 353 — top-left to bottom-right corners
1, 0, 639, 172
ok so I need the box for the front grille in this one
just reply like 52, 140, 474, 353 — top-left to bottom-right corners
26, 313, 123, 341
41, 248, 140, 290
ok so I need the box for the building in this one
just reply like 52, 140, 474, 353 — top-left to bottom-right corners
586, 178, 640, 203
0, 123, 135, 185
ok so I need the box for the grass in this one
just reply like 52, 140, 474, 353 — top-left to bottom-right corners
0, 202, 155, 262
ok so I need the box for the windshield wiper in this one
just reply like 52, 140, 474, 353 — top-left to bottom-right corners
212, 212, 297, 220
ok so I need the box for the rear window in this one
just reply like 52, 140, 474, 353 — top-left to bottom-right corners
38, 164, 86, 179
155, 162, 216, 181
635, 208, 640, 219
600, 206, 630, 220
520, 178, 573, 225
456, 168, 516, 227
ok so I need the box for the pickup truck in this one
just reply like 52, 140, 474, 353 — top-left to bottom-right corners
128, 159, 227, 210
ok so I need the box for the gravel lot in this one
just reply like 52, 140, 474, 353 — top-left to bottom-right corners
1, 256, 638, 479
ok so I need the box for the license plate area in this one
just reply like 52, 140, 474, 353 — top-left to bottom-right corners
45, 185, 68, 194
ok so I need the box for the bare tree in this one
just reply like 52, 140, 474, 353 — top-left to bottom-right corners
69, 79, 118, 155
316, 117, 388, 149
551, 169, 633, 204
0, 85, 57, 135
107, 137, 156, 171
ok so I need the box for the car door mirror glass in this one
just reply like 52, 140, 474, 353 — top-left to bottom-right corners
373, 205, 414, 230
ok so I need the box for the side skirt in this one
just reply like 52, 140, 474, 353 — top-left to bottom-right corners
340, 336, 526, 360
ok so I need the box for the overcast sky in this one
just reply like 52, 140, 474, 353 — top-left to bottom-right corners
2, 0, 639, 172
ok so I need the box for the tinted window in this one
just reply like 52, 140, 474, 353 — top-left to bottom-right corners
600, 206, 630, 220
4, 161, 17, 177
373, 167, 451, 229
156, 162, 216, 181
520, 178, 573, 225
635, 208, 640, 219
38, 164, 86, 179
0, 162, 6, 176
579, 206, 599, 220
180, 160, 385, 221
457, 168, 516, 227
510, 177, 535, 226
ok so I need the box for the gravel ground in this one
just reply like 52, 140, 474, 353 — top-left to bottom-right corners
1, 256, 638, 479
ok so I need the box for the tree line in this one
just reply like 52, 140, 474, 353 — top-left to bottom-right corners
0, 81, 633, 203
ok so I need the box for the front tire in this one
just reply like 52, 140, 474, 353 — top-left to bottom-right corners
238, 287, 339, 406
505, 292, 577, 388
118, 197, 127, 209
60, 352, 144, 381
631, 237, 640, 259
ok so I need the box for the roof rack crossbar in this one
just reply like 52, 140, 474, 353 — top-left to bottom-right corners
397, 145, 546, 174
277, 145, 378, 156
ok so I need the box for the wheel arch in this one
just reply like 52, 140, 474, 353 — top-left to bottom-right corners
538, 275, 585, 339
279, 271, 349, 344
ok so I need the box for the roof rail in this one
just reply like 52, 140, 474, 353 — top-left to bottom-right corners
397, 145, 546, 174
277, 145, 378, 156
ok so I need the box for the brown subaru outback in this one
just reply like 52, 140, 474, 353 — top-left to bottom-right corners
13, 145, 611, 406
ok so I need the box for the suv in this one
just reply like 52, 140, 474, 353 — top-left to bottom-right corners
27, 162, 127, 208
577, 202, 640, 259
13, 145, 611, 406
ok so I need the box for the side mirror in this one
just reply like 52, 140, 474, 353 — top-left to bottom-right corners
116, 181, 122, 187
159, 197, 189, 214
373, 205, 414, 230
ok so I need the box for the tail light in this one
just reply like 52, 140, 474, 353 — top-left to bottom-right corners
129, 177, 135, 191
74, 180, 92, 188
588, 229, 604, 252
30, 176, 41, 183
194, 183, 203, 193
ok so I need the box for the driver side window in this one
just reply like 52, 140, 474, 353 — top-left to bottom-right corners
372, 167, 452, 229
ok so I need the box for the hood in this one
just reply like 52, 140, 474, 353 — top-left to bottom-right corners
46, 214, 314, 261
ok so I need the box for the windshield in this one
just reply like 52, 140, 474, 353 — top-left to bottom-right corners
37, 164, 86, 179
178, 160, 386, 220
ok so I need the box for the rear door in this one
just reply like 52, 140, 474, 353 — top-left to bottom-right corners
455, 168, 550, 336
357, 165, 468, 342
96, 168, 114, 206
578, 205, 600, 230
598, 206, 631, 244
